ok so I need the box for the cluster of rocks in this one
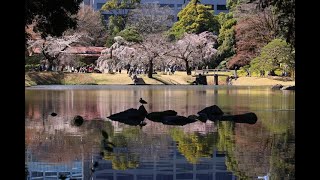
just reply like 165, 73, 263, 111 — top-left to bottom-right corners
107, 105, 258, 127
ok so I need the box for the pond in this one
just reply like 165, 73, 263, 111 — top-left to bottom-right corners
25, 85, 295, 180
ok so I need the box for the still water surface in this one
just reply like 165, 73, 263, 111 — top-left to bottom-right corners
25, 85, 295, 180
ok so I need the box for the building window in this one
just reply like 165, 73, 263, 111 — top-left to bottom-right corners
217, 5, 227, 10
97, 3, 105, 10
177, 4, 183, 9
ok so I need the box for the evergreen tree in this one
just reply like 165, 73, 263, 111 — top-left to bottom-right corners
169, 0, 219, 38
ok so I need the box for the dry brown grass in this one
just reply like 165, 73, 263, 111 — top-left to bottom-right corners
231, 77, 295, 86
89, 73, 133, 84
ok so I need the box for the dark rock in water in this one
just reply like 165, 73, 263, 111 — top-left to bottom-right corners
188, 115, 198, 120
271, 84, 283, 90
162, 115, 197, 126
198, 105, 224, 120
220, 112, 258, 124
50, 112, 57, 116
187, 114, 208, 123
107, 108, 146, 126
138, 105, 148, 116
281, 85, 295, 90
197, 113, 208, 122
73, 115, 84, 126
146, 110, 177, 122
207, 114, 223, 121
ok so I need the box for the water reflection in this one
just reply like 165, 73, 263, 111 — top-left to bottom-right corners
25, 86, 294, 180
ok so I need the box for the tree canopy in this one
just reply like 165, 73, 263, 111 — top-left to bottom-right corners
169, 0, 219, 39
258, 0, 295, 47
117, 28, 142, 43
101, 0, 140, 12
25, 0, 83, 43
215, 12, 237, 68
250, 38, 294, 75
227, 4, 276, 69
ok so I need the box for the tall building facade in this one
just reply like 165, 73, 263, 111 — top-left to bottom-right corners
87, 0, 229, 22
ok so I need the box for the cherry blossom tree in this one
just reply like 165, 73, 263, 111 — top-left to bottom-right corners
27, 34, 85, 71
96, 36, 137, 73
167, 32, 218, 75
137, 33, 174, 77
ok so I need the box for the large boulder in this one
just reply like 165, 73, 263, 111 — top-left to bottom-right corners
162, 115, 197, 126
146, 110, 177, 122
220, 112, 258, 124
271, 84, 283, 90
187, 113, 208, 123
281, 85, 295, 90
198, 105, 224, 121
197, 113, 208, 122
73, 115, 84, 126
107, 108, 146, 126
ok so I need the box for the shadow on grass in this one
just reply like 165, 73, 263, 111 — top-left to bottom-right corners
27, 72, 64, 85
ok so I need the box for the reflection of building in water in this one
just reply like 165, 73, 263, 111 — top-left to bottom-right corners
25, 149, 91, 180
93, 147, 236, 180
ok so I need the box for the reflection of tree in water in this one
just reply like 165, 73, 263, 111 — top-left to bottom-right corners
169, 128, 217, 164
102, 126, 173, 170
103, 151, 140, 170
102, 128, 141, 170
217, 121, 249, 179
257, 111, 295, 179
270, 133, 295, 179
217, 114, 295, 179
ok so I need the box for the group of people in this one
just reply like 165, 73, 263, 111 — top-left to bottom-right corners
127, 66, 148, 76
163, 65, 177, 75
55, 64, 98, 73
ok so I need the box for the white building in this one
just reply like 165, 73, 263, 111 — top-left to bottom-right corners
85, 0, 228, 22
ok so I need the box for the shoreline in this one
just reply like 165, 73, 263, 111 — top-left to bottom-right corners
25, 71, 295, 87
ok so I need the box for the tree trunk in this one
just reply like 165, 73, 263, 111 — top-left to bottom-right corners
42, 50, 55, 71
148, 59, 153, 78
185, 60, 191, 75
